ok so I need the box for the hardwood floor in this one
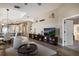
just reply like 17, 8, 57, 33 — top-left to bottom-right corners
0, 38, 79, 56
30, 39, 79, 56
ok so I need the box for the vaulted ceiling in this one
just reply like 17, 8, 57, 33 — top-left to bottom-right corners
0, 3, 61, 24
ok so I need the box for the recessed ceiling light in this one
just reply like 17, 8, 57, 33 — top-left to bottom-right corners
24, 3, 28, 5
14, 5, 20, 9
37, 3, 42, 6
6, 9, 9, 11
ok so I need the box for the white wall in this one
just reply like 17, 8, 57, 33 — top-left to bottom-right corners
52, 4, 79, 36
50, 3, 79, 46
32, 18, 56, 34
74, 24, 79, 41
31, 3, 79, 46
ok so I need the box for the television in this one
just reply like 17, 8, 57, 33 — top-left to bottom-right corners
44, 28, 56, 36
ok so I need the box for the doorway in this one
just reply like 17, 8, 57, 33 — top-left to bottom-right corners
64, 15, 79, 51
63, 19, 74, 46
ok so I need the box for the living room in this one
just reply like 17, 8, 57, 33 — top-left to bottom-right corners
0, 3, 79, 56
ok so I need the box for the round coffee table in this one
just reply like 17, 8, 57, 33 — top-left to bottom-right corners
18, 43, 38, 56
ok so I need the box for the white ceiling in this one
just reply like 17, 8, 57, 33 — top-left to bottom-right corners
68, 16, 79, 24
0, 8, 26, 24
0, 3, 61, 24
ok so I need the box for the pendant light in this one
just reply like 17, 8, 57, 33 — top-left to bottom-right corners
6, 9, 9, 25
6, 9, 9, 32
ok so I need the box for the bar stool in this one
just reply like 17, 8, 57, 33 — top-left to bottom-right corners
0, 40, 6, 56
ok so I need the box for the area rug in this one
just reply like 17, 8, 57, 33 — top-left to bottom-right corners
6, 42, 57, 56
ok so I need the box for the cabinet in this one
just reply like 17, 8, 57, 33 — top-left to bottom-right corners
29, 34, 58, 45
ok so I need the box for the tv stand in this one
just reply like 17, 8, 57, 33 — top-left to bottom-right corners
29, 34, 58, 45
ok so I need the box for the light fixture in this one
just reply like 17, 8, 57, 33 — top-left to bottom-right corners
51, 13, 55, 18
1, 9, 9, 26
24, 3, 28, 5
37, 3, 42, 6
6, 9, 9, 33
2, 24, 4, 26
14, 5, 20, 9
6, 9, 9, 25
